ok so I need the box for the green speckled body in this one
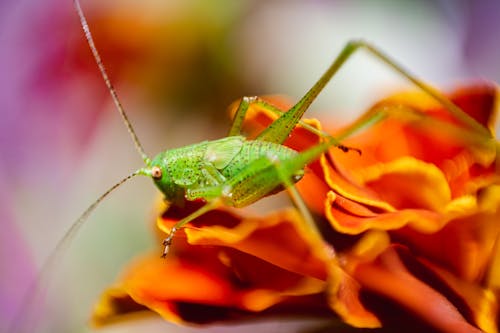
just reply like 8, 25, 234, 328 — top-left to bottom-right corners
150, 136, 303, 207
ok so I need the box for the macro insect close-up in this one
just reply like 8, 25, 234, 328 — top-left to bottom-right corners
2, 1, 500, 333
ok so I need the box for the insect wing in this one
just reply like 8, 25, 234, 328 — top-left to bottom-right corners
205, 136, 244, 169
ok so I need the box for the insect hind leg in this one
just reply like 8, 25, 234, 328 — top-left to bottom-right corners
230, 96, 361, 154
256, 40, 489, 144
228, 96, 259, 137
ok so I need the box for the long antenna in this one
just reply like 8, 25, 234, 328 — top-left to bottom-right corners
73, 0, 151, 164
7, 171, 140, 333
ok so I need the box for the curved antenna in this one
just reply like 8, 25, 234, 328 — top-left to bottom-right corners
73, 0, 151, 164
7, 171, 140, 333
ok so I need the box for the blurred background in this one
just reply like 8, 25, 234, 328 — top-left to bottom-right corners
1, 0, 499, 332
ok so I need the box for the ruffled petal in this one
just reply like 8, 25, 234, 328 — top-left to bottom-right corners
92, 247, 329, 326
328, 231, 390, 328
416, 258, 498, 333
156, 203, 330, 280
395, 184, 500, 282
351, 246, 483, 333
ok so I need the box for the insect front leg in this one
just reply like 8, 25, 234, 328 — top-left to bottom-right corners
183, 161, 229, 201
162, 157, 288, 257
199, 161, 227, 186
161, 199, 221, 258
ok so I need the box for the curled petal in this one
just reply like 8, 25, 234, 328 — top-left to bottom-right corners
351, 246, 483, 333
353, 156, 452, 211
395, 184, 500, 283
330, 84, 498, 199
328, 231, 390, 328
325, 191, 443, 234
416, 258, 498, 333
92, 254, 244, 325
320, 154, 393, 212
92, 248, 328, 326
328, 266, 381, 328
157, 204, 330, 280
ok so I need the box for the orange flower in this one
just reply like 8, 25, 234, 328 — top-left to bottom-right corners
93, 200, 335, 325
306, 83, 499, 332
92, 84, 499, 332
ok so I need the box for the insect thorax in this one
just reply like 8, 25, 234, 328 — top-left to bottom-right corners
150, 136, 303, 206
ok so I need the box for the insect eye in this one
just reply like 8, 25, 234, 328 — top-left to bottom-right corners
151, 166, 162, 179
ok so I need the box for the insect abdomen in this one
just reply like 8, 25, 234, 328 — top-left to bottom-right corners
220, 141, 296, 177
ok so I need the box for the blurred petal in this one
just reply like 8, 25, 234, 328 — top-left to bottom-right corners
328, 231, 390, 328
351, 246, 483, 333
93, 247, 328, 325
416, 258, 498, 333
0, 174, 37, 332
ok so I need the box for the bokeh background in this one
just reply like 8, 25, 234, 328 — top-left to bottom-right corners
1, 0, 499, 332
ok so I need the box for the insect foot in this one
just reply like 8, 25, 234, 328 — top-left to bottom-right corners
337, 144, 362, 155
161, 226, 178, 258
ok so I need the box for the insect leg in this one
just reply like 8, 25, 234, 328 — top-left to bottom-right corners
216, 154, 331, 252
237, 96, 360, 153
257, 42, 358, 144
183, 162, 229, 201
253, 95, 491, 152
334, 101, 494, 150
199, 162, 227, 186
228, 96, 258, 137
272, 159, 320, 238
186, 185, 224, 201
162, 199, 221, 258
257, 40, 490, 145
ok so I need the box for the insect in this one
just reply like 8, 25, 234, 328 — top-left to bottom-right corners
69, 0, 488, 257
8, 0, 491, 332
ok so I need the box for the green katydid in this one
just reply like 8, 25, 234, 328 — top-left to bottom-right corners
69, 0, 491, 261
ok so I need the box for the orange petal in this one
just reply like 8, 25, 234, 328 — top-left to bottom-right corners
294, 163, 331, 215
443, 83, 498, 133
352, 246, 483, 333
416, 257, 498, 333
328, 266, 381, 328
354, 157, 451, 211
321, 154, 393, 212
325, 191, 443, 234
92, 248, 329, 326
327, 84, 498, 201
158, 205, 330, 281
328, 231, 390, 328
395, 184, 500, 282
93, 253, 240, 325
